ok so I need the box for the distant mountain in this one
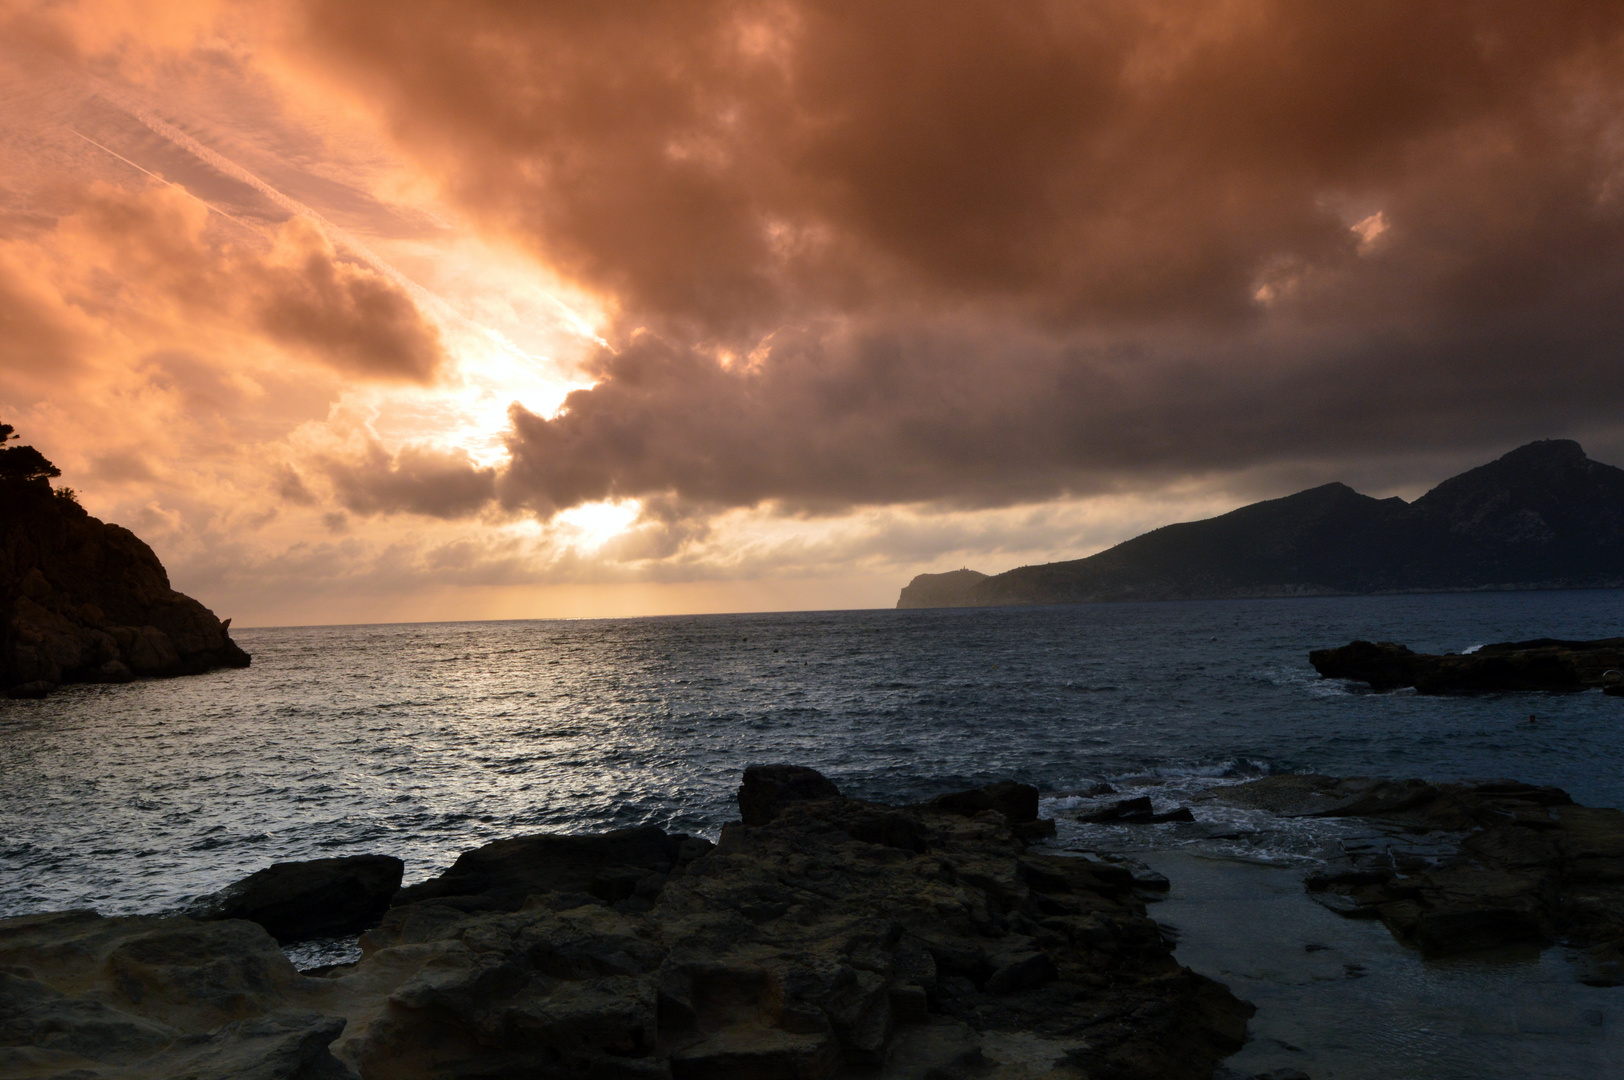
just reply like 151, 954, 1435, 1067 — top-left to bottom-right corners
896, 440, 1624, 609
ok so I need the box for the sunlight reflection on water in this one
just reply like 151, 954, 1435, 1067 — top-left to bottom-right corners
4, 590, 1624, 918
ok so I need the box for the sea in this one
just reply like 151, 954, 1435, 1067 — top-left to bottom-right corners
4, 589, 1624, 1077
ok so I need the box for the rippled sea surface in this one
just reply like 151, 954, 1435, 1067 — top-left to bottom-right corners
5, 589, 1624, 916
8, 590, 1624, 1077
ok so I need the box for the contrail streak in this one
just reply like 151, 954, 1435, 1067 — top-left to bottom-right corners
69, 129, 267, 239
87, 81, 604, 351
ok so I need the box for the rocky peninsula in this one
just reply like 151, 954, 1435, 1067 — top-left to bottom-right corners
898, 440, 1624, 608
1309, 637, 1624, 694
0, 766, 1254, 1080
0, 424, 248, 698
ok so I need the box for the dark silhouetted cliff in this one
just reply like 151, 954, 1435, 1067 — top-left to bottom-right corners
1, 437, 249, 697
897, 440, 1624, 608
895, 568, 988, 609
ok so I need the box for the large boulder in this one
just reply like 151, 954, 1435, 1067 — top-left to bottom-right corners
0, 909, 354, 1079
188, 856, 404, 943
390, 825, 711, 914
351, 784, 1252, 1079
737, 763, 843, 826
927, 780, 1040, 823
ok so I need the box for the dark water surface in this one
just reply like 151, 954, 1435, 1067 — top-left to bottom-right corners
4, 589, 1623, 914
4, 590, 1624, 1077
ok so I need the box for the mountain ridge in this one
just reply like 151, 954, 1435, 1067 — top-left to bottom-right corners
897, 440, 1624, 609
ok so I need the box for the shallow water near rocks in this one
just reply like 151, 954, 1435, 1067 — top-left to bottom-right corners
4, 589, 1624, 1073
1144, 852, 1624, 1080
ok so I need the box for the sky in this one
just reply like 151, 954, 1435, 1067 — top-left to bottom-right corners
3, 2, 1623, 626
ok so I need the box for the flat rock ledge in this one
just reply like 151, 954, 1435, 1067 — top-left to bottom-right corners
1209, 775, 1624, 984
0, 768, 1253, 1079
1309, 637, 1624, 694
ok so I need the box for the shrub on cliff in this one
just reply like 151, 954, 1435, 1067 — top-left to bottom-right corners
0, 422, 62, 493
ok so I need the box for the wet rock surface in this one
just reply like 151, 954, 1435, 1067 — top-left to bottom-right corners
0, 771, 1254, 1079
1310, 637, 1624, 694
391, 825, 714, 914
1078, 797, 1196, 825
1209, 775, 1624, 982
1, 478, 249, 697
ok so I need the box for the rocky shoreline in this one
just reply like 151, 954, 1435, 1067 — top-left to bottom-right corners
1205, 775, 1624, 986
1, 767, 1253, 1080
9, 767, 1623, 1078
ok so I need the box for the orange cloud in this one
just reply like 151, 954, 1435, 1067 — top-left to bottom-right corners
322, 439, 497, 519
6, 0, 1624, 624
46, 186, 446, 383
290, 1, 1624, 333
261, 0, 1624, 525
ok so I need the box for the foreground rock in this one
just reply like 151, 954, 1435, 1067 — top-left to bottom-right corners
738, 762, 843, 825
1, 433, 249, 697
1210, 775, 1624, 983
188, 856, 405, 943
0, 910, 351, 1080
0, 770, 1253, 1079
1077, 796, 1195, 825
923, 779, 1059, 840
391, 825, 713, 913
1310, 637, 1624, 694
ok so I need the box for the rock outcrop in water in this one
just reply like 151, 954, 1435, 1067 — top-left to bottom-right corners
0, 427, 248, 698
1210, 775, 1624, 984
0, 768, 1254, 1079
1309, 637, 1624, 694
898, 440, 1624, 608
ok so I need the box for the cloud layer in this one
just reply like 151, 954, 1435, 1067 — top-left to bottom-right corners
291, 0, 1624, 514
4, 1, 1624, 621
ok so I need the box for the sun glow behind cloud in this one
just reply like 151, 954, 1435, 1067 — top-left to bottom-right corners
6, 1, 1624, 625
553, 500, 644, 552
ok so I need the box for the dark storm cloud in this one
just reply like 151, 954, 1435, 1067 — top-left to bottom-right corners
498, 305, 1624, 516
324, 441, 498, 519
252, 224, 445, 384
296, 1, 1624, 513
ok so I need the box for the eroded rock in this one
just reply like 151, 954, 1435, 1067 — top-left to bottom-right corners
1212, 775, 1624, 971
2, 771, 1256, 1079
391, 825, 711, 914
738, 763, 844, 826
1078, 796, 1195, 825
0, 909, 354, 1079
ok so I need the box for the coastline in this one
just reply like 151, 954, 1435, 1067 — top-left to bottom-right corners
7, 766, 1624, 1078
1, 770, 1253, 1080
